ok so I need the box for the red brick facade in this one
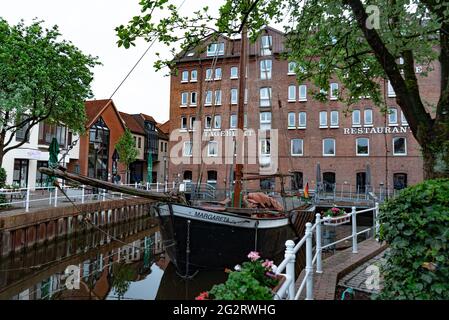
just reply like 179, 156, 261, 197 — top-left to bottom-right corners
168, 27, 438, 193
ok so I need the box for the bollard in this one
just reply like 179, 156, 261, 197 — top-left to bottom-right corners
375, 202, 380, 241
285, 240, 296, 300
81, 185, 85, 204
135, 182, 137, 189
351, 206, 358, 253
146, 182, 149, 191
49, 188, 52, 205
156, 183, 159, 192
102, 189, 106, 201
54, 187, 58, 207
25, 187, 30, 212
305, 223, 314, 300
315, 214, 323, 273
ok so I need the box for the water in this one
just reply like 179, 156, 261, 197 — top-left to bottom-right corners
0, 217, 226, 300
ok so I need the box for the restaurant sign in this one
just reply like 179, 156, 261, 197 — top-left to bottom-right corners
343, 126, 409, 135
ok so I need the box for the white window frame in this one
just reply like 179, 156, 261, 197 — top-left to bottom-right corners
323, 138, 336, 157
190, 92, 197, 106
388, 107, 398, 126
205, 68, 213, 81
260, 112, 272, 130
298, 112, 307, 129
230, 66, 238, 79
288, 112, 296, 129
207, 141, 219, 157
207, 42, 224, 56
299, 85, 307, 102
189, 116, 196, 130
213, 115, 221, 129
181, 92, 188, 107
330, 83, 339, 100
181, 116, 187, 130
260, 60, 272, 80
214, 67, 222, 80
181, 71, 189, 83
388, 80, 396, 97
214, 90, 222, 106
356, 138, 370, 156
319, 111, 328, 128
291, 139, 304, 156
260, 35, 272, 56
205, 91, 212, 106
330, 111, 339, 128
205, 116, 212, 129
230, 114, 237, 129
260, 139, 271, 155
401, 111, 408, 126
352, 109, 361, 127
231, 88, 238, 105
288, 85, 296, 102
364, 109, 373, 126
259, 87, 272, 107
244, 88, 248, 104
393, 137, 407, 156
190, 70, 197, 82
183, 141, 192, 157
288, 62, 297, 75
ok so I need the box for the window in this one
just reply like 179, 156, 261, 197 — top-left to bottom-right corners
88, 117, 110, 180
356, 138, 369, 156
393, 173, 407, 190
299, 85, 307, 101
388, 80, 396, 97
244, 113, 248, 128
181, 116, 187, 130
364, 109, 373, 126
190, 116, 196, 130
205, 116, 212, 129
291, 172, 303, 189
288, 85, 296, 101
205, 91, 212, 106
298, 112, 307, 129
260, 139, 271, 155
190, 92, 197, 106
181, 70, 189, 82
13, 159, 29, 187
401, 111, 408, 125
319, 111, 328, 128
352, 109, 361, 126
260, 35, 272, 56
181, 92, 188, 106
214, 68, 222, 80
330, 83, 339, 100
207, 141, 219, 157
230, 67, 238, 79
214, 90, 222, 105
260, 112, 272, 130
231, 88, 238, 105
35, 161, 48, 187
323, 138, 336, 156
288, 112, 296, 128
138, 137, 141, 148
205, 68, 213, 81
214, 115, 221, 129
388, 107, 398, 125
183, 141, 192, 157
207, 42, 225, 56
291, 139, 303, 156
207, 171, 218, 186
330, 111, 339, 127
393, 137, 407, 155
244, 88, 248, 104
288, 61, 297, 75
260, 60, 272, 80
230, 114, 237, 128
183, 170, 192, 182
190, 70, 197, 82
15, 119, 30, 142
259, 87, 272, 107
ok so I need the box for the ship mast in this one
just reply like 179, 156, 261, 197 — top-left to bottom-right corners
233, 24, 247, 207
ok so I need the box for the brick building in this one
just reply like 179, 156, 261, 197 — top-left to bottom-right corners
168, 27, 438, 194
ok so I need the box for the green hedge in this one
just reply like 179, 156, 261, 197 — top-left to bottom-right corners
0, 168, 6, 205
377, 179, 449, 300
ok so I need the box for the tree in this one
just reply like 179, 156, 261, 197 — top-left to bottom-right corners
115, 129, 138, 184
116, 0, 449, 179
0, 18, 99, 167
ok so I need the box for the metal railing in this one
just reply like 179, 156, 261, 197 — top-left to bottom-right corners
273, 202, 380, 300
314, 183, 401, 203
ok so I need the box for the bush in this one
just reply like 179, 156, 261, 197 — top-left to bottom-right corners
0, 168, 6, 204
377, 179, 449, 300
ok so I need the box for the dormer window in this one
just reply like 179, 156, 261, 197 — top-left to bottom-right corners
260, 35, 272, 56
207, 42, 225, 56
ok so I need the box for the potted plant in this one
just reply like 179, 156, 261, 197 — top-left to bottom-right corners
195, 251, 284, 300
323, 206, 350, 226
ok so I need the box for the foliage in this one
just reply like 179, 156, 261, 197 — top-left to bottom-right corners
115, 129, 139, 168
111, 262, 136, 300
377, 179, 449, 300
0, 167, 6, 204
116, 0, 449, 177
324, 207, 345, 217
200, 251, 280, 300
0, 18, 99, 162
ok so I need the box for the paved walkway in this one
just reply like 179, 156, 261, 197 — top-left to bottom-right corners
295, 238, 387, 300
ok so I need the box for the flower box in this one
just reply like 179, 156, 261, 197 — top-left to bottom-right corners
323, 215, 350, 226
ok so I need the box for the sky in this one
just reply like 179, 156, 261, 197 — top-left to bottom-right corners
1, 0, 222, 124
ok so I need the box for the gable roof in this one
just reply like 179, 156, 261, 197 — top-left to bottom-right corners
139, 113, 156, 123
84, 99, 126, 131
157, 120, 170, 135
119, 112, 146, 135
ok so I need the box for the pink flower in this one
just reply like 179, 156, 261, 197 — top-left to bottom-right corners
262, 259, 274, 269
195, 292, 209, 300
331, 207, 340, 213
248, 251, 260, 261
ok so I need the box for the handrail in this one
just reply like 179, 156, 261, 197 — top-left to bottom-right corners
274, 202, 380, 300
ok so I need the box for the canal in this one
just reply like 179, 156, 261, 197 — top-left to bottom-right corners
0, 217, 226, 300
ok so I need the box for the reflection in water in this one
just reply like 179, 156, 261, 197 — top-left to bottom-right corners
0, 217, 228, 300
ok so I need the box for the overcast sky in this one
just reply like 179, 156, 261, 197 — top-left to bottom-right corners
1, 0, 222, 124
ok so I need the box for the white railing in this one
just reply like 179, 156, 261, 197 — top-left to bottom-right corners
0, 181, 176, 213
274, 202, 380, 300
